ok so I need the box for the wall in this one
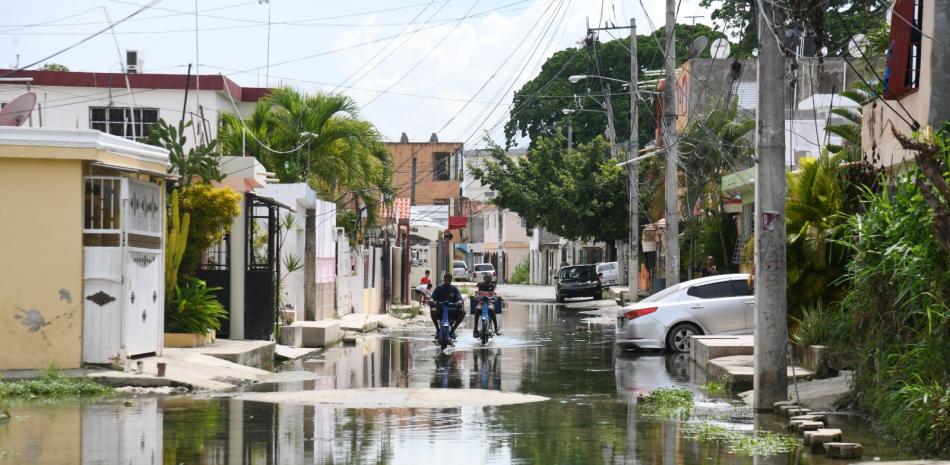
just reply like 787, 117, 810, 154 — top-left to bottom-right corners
385, 141, 462, 206
0, 158, 83, 370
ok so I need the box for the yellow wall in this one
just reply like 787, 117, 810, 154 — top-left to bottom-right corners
0, 158, 83, 370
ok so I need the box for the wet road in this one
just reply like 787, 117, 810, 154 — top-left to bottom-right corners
0, 300, 907, 464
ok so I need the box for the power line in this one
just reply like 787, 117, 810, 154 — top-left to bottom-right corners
0, 0, 164, 78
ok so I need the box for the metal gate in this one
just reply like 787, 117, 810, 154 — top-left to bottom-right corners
82, 176, 164, 363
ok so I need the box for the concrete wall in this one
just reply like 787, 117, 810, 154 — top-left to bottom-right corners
0, 158, 84, 370
385, 141, 462, 206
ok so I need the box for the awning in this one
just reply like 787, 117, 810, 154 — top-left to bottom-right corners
247, 192, 295, 212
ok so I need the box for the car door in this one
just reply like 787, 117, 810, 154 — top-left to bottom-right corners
728, 278, 755, 332
683, 280, 748, 334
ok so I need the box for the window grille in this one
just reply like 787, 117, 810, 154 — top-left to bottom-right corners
89, 106, 159, 141
83, 177, 121, 247
432, 152, 452, 181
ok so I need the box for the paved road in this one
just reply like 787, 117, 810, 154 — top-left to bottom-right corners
496, 284, 555, 302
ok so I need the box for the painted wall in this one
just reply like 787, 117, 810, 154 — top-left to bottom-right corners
0, 158, 83, 370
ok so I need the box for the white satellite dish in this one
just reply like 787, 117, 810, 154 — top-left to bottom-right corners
0, 92, 36, 127
848, 34, 866, 57
710, 38, 731, 59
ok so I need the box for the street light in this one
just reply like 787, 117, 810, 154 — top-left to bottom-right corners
568, 74, 631, 87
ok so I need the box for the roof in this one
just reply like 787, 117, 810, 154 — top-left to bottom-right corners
0, 69, 270, 103
0, 126, 170, 174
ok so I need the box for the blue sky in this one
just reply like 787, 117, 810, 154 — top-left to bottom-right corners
1, 0, 716, 146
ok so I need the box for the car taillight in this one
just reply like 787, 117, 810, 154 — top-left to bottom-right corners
623, 307, 657, 320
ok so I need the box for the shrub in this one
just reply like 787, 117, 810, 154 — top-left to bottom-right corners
789, 301, 850, 348
509, 257, 530, 284
178, 184, 241, 273
166, 276, 228, 334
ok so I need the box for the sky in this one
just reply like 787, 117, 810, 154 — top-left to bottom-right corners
0, 0, 717, 147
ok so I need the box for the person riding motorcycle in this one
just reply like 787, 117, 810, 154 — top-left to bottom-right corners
474, 273, 501, 336
430, 273, 465, 339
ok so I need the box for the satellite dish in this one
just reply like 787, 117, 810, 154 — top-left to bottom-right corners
710, 38, 731, 59
848, 34, 866, 57
0, 92, 36, 127
689, 36, 709, 59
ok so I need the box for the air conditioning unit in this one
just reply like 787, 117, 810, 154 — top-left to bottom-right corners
125, 50, 144, 74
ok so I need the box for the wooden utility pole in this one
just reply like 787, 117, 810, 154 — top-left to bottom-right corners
753, 0, 789, 411
628, 17, 639, 299
663, 0, 680, 287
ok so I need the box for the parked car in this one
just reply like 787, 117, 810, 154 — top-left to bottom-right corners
452, 260, 469, 281
472, 263, 495, 282
614, 273, 754, 353
556, 265, 604, 303
595, 262, 620, 286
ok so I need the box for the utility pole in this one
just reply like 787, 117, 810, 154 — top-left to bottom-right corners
604, 83, 619, 159
753, 0, 789, 411
627, 17, 639, 300
497, 207, 505, 284
663, 0, 680, 287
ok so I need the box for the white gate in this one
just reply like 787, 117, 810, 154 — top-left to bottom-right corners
82, 176, 164, 364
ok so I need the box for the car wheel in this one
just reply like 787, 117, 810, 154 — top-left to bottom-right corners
665, 323, 701, 353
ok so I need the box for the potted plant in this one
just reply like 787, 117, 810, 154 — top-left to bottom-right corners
164, 276, 228, 347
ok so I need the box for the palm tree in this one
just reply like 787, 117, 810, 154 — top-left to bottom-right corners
218, 88, 394, 235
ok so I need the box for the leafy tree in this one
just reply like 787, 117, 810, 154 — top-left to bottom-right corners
472, 134, 627, 243
147, 119, 222, 186
178, 184, 241, 273
39, 63, 69, 72
218, 88, 394, 238
504, 24, 746, 150
699, 0, 885, 57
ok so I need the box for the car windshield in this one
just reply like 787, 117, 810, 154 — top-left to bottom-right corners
559, 266, 597, 281
640, 283, 683, 303
453, 262, 465, 269
474, 264, 493, 271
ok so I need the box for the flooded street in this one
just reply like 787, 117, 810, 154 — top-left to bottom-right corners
1, 301, 908, 464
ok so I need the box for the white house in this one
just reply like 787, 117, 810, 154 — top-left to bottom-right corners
0, 67, 269, 149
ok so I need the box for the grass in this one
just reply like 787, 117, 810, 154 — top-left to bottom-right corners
637, 387, 694, 420
699, 380, 727, 395
686, 422, 801, 456
0, 368, 114, 401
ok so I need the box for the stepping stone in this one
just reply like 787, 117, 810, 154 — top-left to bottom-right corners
779, 405, 811, 416
805, 429, 842, 453
824, 442, 863, 459
774, 400, 798, 410
796, 420, 825, 434
789, 414, 826, 423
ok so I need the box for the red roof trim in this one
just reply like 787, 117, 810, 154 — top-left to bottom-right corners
0, 69, 271, 102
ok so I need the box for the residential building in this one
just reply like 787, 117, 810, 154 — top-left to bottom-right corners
385, 133, 463, 211
0, 67, 269, 148
462, 147, 526, 201
861, 0, 949, 170
0, 126, 170, 370
482, 206, 532, 281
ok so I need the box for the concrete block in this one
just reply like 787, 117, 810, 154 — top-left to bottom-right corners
805, 429, 842, 453
800, 345, 838, 378
796, 420, 825, 434
296, 321, 342, 348
706, 355, 814, 392
279, 324, 303, 348
824, 442, 863, 459
774, 400, 798, 410
790, 414, 827, 423
691, 336, 754, 366
778, 404, 812, 416
340, 314, 378, 332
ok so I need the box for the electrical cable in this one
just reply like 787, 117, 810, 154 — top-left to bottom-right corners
0, 0, 164, 78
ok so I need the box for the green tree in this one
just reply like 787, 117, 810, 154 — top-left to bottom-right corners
504, 24, 744, 150
39, 63, 69, 72
218, 88, 394, 237
699, 0, 885, 57
472, 134, 627, 243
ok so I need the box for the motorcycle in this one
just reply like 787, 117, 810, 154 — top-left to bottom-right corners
431, 300, 457, 351
475, 294, 496, 345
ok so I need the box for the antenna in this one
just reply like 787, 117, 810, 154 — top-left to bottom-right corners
0, 92, 37, 126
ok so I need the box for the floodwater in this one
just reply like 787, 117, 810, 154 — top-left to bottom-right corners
0, 302, 909, 465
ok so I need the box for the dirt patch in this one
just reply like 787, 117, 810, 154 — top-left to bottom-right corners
237, 388, 549, 408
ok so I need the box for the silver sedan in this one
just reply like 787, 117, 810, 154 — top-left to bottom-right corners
614, 274, 754, 352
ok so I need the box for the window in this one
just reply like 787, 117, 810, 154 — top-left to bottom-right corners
432, 198, 449, 205
432, 151, 457, 181
885, 0, 923, 99
687, 281, 742, 299
89, 106, 159, 141
729, 279, 753, 296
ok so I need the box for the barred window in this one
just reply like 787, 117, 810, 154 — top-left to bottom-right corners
89, 106, 159, 141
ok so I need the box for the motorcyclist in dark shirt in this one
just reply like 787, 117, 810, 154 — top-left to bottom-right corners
430, 273, 465, 339
474, 273, 501, 336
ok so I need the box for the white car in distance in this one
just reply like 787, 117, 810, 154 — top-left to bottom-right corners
614, 274, 754, 353
595, 262, 620, 286
472, 263, 496, 282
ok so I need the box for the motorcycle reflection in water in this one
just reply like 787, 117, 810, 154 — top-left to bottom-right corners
431, 351, 465, 389
470, 349, 502, 391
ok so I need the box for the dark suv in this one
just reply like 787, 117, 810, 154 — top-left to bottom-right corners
556, 265, 604, 303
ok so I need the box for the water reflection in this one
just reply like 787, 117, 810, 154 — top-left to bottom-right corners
0, 302, 909, 464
